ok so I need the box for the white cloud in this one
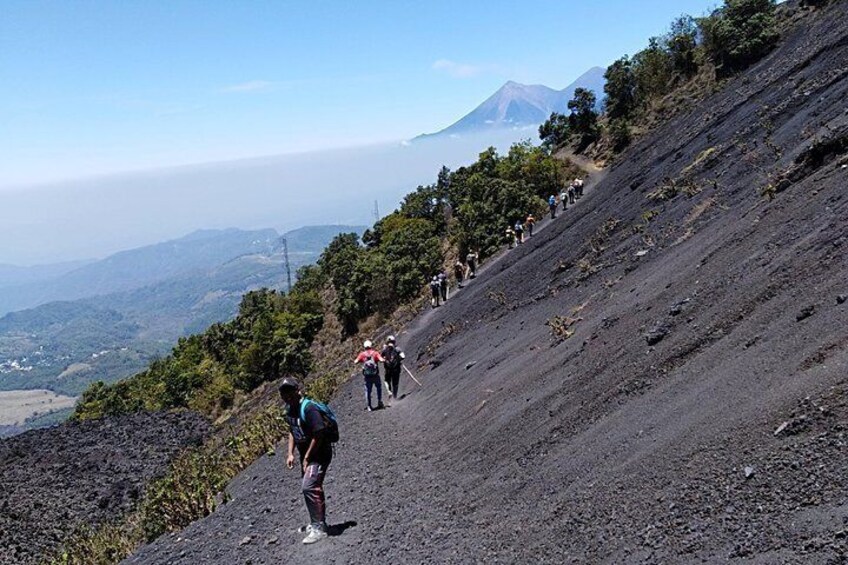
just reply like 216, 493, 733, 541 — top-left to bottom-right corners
432, 59, 487, 79
222, 80, 273, 93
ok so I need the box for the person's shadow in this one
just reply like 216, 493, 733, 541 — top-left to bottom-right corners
328, 521, 357, 537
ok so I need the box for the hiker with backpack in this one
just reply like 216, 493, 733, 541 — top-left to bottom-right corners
438, 270, 448, 302
505, 225, 516, 248
513, 221, 524, 244
568, 184, 576, 205
525, 213, 535, 237
279, 377, 338, 545
380, 335, 405, 399
548, 195, 557, 219
466, 250, 478, 278
560, 189, 568, 212
429, 276, 441, 307
355, 340, 385, 410
454, 258, 465, 288
574, 178, 584, 199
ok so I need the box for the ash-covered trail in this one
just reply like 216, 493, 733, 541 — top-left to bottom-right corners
127, 3, 848, 562
125, 99, 610, 565
123, 293, 508, 565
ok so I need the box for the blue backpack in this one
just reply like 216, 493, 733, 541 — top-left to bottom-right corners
549, 196, 556, 206
300, 398, 340, 443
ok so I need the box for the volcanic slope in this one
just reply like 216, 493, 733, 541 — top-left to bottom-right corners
127, 4, 848, 564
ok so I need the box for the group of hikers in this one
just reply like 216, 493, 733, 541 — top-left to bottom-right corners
508, 178, 585, 247
278, 334, 409, 544
429, 250, 478, 308
353, 335, 406, 410
549, 177, 584, 219
279, 176, 587, 545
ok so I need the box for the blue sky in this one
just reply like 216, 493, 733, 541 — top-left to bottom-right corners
0, 0, 719, 187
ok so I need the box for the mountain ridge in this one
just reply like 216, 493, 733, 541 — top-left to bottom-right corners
416, 66, 606, 140
0, 225, 366, 397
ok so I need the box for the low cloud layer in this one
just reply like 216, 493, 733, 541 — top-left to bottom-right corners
0, 130, 534, 265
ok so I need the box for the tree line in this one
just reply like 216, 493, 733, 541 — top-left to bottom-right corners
540, 0, 782, 154
74, 142, 570, 419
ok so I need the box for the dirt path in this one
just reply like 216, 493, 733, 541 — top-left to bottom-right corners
123, 339, 476, 564
556, 149, 604, 174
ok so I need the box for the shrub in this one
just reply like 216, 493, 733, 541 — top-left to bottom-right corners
700, 0, 778, 75
607, 118, 632, 151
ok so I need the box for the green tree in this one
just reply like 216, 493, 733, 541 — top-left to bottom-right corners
604, 56, 637, 120
632, 37, 673, 105
538, 112, 571, 150
498, 140, 566, 199
607, 118, 632, 152
666, 16, 699, 79
378, 215, 443, 301
291, 264, 326, 294
567, 88, 599, 147
700, 0, 778, 75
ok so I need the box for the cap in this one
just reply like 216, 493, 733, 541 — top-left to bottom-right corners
386, 335, 396, 344
364, 340, 373, 349
278, 377, 300, 394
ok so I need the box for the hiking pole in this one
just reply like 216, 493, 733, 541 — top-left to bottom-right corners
402, 365, 423, 388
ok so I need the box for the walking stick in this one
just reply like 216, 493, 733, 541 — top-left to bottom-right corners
402, 365, 423, 388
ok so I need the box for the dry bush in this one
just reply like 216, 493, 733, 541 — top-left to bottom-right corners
546, 315, 583, 341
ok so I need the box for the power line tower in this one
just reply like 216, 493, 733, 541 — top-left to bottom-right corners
281, 237, 292, 294
373, 200, 380, 223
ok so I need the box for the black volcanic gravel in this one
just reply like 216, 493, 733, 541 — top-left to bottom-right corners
0, 411, 210, 565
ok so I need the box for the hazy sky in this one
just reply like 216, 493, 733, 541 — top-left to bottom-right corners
1, 0, 719, 188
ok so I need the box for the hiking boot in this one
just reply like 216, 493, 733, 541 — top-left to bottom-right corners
302, 527, 328, 545
377, 401, 385, 409
366, 406, 373, 412
297, 524, 312, 534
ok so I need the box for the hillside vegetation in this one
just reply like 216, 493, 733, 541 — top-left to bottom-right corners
73, 141, 576, 421
540, 0, 789, 157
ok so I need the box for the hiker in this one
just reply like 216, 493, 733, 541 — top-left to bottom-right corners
574, 178, 584, 199
525, 213, 535, 237
279, 377, 338, 545
548, 195, 557, 219
438, 270, 448, 302
381, 336, 405, 399
429, 276, 441, 307
466, 250, 478, 278
354, 340, 384, 410
568, 184, 576, 205
514, 221, 525, 244
454, 258, 465, 288
560, 189, 568, 212
505, 225, 516, 248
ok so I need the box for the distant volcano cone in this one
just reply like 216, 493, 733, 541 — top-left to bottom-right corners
415, 66, 605, 140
